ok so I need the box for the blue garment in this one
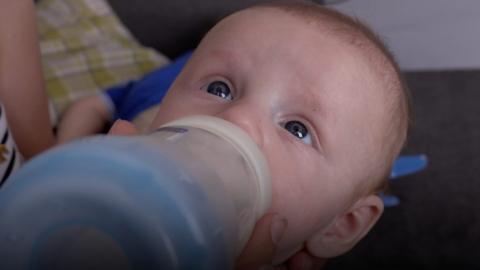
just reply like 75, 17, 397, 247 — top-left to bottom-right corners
104, 51, 192, 121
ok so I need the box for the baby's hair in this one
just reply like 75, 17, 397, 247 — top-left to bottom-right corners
252, 0, 413, 194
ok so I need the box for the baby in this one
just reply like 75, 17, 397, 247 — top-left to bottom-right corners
64, 1, 410, 267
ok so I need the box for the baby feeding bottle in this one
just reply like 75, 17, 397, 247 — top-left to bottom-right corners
0, 115, 271, 270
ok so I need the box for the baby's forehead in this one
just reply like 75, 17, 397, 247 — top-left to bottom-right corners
197, 6, 394, 104
202, 4, 406, 191
212, 7, 386, 68
199, 10, 390, 100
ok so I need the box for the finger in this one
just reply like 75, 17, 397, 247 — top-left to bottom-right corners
236, 213, 287, 270
286, 250, 327, 270
108, 120, 139, 136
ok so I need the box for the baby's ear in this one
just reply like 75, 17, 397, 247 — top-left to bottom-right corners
306, 194, 384, 258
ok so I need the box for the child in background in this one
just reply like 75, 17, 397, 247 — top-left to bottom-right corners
57, 51, 192, 142
88, 1, 411, 268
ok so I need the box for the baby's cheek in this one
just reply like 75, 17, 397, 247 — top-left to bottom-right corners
268, 158, 346, 261
268, 173, 322, 255
270, 196, 322, 263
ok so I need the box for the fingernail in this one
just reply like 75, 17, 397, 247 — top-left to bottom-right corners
258, 265, 274, 270
270, 214, 287, 245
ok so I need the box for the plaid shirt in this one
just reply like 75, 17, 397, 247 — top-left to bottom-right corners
37, 0, 169, 118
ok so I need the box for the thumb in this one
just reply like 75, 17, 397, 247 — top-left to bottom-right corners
236, 213, 287, 270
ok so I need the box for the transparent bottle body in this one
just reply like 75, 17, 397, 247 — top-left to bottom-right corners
0, 124, 267, 269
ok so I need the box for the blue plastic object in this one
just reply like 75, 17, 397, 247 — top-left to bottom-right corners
382, 154, 428, 207
390, 154, 428, 179
0, 137, 232, 270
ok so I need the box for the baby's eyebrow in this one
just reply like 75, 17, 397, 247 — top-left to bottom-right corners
289, 78, 325, 115
207, 49, 240, 65
205, 49, 255, 72
298, 92, 323, 113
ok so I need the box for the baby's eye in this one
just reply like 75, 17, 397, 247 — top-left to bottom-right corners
204, 80, 233, 101
284, 120, 312, 145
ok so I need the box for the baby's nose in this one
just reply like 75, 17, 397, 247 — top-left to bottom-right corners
215, 105, 265, 149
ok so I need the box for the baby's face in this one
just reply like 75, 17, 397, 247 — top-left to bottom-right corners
151, 8, 390, 260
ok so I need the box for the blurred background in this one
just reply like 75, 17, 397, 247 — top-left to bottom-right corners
333, 0, 480, 70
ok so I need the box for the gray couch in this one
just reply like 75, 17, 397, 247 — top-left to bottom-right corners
107, 0, 480, 268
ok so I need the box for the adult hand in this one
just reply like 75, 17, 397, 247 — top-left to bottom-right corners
283, 250, 327, 270
236, 214, 326, 270
236, 213, 287, 270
